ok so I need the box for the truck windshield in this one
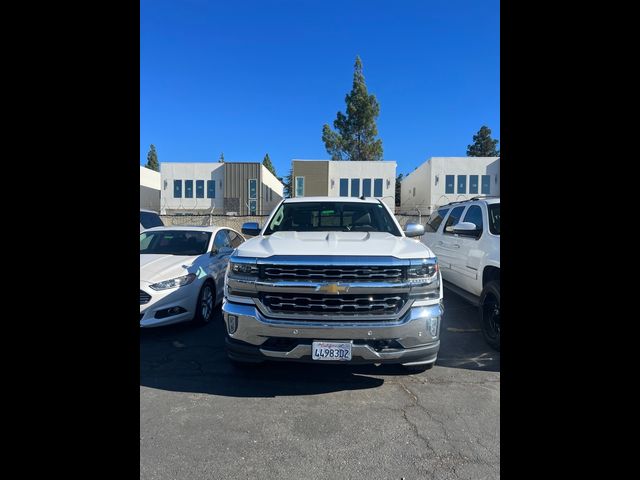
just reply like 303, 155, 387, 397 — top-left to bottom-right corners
264, 201, 402, 236
488, 204, 500, 235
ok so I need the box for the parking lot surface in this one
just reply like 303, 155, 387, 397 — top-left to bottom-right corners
141, 289, 500, 479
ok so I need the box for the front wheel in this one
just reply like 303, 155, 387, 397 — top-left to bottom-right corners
193, 281, 215, 325
480, 281, 500, 351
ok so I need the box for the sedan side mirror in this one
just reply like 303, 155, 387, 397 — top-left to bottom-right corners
241, 222, 261, 236
404, 222, 425, 237
452, 221, 481, 236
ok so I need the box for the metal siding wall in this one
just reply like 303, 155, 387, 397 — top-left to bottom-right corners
292, 161, 329, 196
223, 163, 260, 215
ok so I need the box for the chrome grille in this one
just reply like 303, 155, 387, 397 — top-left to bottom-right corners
262, 293, 407, 316
261, 265, 404, 281
140, 290, 151, 305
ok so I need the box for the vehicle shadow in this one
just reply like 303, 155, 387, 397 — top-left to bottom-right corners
140, 292, 499, 397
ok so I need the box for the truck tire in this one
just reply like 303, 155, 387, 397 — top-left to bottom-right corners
480, 281, 500, 351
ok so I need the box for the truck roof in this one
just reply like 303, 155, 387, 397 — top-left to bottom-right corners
283, 196, 383, 204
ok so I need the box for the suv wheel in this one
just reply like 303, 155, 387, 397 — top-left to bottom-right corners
480, 281, 500, 351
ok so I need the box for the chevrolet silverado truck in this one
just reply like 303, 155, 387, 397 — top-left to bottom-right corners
222, 197, 443, 372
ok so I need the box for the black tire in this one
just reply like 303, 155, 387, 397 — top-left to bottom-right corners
193, 281, 215, 325
403, 362, 434, 373
480, 280, 500, 351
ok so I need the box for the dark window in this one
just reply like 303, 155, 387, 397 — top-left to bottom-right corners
196, 180, 204, 198
264, 201, 402, 236
173, 180, 182, 198
457, 175, 467, 194
374, 178, 383, 197
424, 208, 449, 233
443, 206, 466, 234
488, 203, 500, 235
207, 180, 215, 198
140, 211, 164, 229
339, 178, 348, 197
227, 230, 244, 248
213, 230, 230, 251
140, 230, 212, 255
249, 179, 258, 199
362, 179, 372, 197
463, 205, 484, 236
469, 175, 479, 194
445, 175, 454, 194
185, 180, 193, 198
351, 179, 360, 197
481, 175, 491, 194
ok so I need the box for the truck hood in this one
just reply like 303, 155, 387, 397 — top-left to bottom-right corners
140, 254, 195, 283
235, 231, 434, 259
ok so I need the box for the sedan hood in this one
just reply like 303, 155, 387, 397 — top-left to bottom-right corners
235, 231, 434, 259
140, 254, 195, 283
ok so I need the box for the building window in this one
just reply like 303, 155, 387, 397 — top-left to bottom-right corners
249, 200, 257, 214
413, 187, 416, 197
339, 178, 348, 197
351, 179, 360, 197
207, 180, 215, 198
374, 178, 383, 197
248, 179, 257, 199
362, 178, 372, 197
173, 180, 182, 198
469, 175, 479, 194
445, 175, 454, 194
185, 180, 193, 198
481, 175, 491, 194
457, 175, 466, 194
295, 176, 304, 197
196, 180, 204, 198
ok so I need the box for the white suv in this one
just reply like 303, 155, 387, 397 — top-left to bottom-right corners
421, 197, 500, 350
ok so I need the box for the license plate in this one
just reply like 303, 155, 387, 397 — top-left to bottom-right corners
311, 341, 352, 361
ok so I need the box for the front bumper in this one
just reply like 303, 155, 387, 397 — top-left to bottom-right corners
139, 281, 200, 327
222, 300, 442, 365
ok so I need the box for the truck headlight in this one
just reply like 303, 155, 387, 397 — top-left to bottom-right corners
407, 259, 438, 284
149, 273, 196, 291
229, 261, 259, 276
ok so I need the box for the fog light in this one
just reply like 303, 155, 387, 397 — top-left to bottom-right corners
227, 314, 238, 334
428, 317, 439, 337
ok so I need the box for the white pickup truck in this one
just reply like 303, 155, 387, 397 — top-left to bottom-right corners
222, 197, 444, 372
421, 197, 500, 350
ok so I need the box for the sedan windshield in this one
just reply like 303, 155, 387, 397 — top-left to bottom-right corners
140, 231, 212, 255
264, 201, 402, 236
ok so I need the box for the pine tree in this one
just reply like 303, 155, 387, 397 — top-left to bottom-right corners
262, 153, 276, 177
467, 126, 500, 157
145, 144, 159, 171
283, 168, 293, 198
218, 152, 225, 163
322, 56, 383, 161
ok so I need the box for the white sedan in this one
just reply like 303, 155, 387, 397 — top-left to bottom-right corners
140, 226, 245, 327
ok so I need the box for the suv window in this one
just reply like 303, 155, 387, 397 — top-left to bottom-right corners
227, 230, 244, 248
462, 205, 484, 238
140, 211, 164, 229
443, 206, 466, 234
488, 204, 500, 235
425, 208, 449, 232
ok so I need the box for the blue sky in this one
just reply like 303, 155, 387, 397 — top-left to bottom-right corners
141, 0, 499, 178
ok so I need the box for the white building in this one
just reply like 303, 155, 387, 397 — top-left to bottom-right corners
160, 162, 284, 216
140, 166, 161, 212
291, 160, 397, 209
400, 157, 500, 214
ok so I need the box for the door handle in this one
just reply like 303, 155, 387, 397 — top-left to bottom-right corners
451, 244, 460, 249
437, 241, 444, 245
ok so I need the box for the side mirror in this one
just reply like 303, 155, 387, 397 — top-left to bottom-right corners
404, 222, 425, 237
452, 222, 480, 236
241, 222, 261, 236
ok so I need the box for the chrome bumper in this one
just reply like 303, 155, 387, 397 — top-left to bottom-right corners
222, 300, 442, 365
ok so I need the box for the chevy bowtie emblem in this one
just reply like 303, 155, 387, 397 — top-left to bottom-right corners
316, 283, 349, 294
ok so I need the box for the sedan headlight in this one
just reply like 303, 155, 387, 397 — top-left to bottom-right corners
149, 273, 196, 291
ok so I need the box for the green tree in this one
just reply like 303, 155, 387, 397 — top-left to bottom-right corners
283, 167, 293, 198
262, 153, 276, 177
145, 144, 159, 171
322, 56, 383, 161
218, 152, 225, 163
467, 126, 500, 157
395, 173, 403, 207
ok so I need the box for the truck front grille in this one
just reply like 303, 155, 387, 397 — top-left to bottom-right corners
261, 265, 404, 281
261, 293, 407, 316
